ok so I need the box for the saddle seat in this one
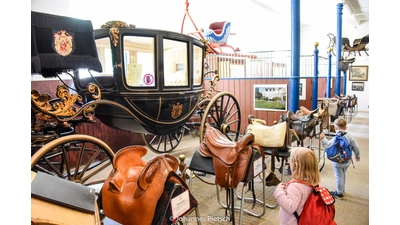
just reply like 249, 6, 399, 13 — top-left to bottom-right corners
199, 124, 254, 162
246, 115, 291, 149
199, 123, 257, 189
290, 107, 320, 122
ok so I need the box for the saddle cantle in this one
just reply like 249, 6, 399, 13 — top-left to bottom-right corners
199, 123, 256, 189
101, 145, 193, 225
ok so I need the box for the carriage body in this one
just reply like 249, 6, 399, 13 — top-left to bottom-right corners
73, 26, 206, 135
32, 11, 207, 136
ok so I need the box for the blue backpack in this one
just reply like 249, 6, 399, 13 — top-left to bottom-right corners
326, 132, 352, 163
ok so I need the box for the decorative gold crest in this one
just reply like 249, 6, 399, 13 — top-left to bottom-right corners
52, 30, 74, 56
171, 102, 183, 119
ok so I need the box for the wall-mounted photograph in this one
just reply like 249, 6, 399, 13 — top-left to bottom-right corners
351, 82, 364, 91
349, 66, 368, 81
254, 84, 287, 111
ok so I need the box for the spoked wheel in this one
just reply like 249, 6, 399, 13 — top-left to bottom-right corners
199, 91, 241, 142
31, 134, 114, 187
141, 126, 185, 154
31, 134, 114, 222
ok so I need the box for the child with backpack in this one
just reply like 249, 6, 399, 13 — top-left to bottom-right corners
273, 147, 323, 225
320, 117, 361, 199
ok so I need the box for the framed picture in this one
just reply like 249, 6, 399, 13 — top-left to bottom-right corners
349, 66, 368, 81
351, 82, 364, 91
254, 84, 287, 111
299, 79, 306, 100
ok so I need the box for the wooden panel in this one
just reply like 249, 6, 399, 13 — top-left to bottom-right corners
32, 76, 337, 150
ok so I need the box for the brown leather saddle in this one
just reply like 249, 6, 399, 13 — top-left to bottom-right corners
197, 123, 265, 224
280, 107, 321, 146
199, 123, 261, 189
100, 145, 196, 225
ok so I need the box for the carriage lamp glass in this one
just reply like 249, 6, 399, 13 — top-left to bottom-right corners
123, 36, 155, 87
163, 39, 188, 86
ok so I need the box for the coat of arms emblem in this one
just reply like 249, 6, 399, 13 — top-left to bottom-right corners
171, 102, 183, 119
52, 30, 75, 56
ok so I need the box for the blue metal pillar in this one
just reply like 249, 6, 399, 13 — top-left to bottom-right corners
335, 3, 343, 96
327, 48, 332, 98
343, 71, 347, 95
312, 42, 319, 109
289, 0, 300, 112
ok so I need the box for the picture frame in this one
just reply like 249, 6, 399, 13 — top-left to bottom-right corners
351, 82, 364, 91
349, 66, 368, 81
254, 84, 287, 111
299, 79, 306, 100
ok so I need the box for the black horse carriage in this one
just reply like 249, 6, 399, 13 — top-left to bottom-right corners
30, 11, 242, 223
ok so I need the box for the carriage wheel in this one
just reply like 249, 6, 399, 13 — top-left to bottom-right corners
199, 91, 241, 142
141, 126, 184, 154
31, 134, 114, 187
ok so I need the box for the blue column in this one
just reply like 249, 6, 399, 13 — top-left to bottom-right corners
312, 42, 319, 109
343, 71, 347, 95
327, 48, 332, 98
289, 0, 300, 112
335, 3, 343, 96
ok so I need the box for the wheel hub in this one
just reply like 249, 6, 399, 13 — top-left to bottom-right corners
220, 124, 230, 134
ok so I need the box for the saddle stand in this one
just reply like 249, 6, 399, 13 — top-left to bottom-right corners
246, 115, 294, 208
189, 124, 266, 225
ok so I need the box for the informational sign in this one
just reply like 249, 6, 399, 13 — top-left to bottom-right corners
127, 64, 142, 86
170, 190, 190, 220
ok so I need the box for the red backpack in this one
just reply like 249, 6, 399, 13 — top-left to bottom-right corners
289, 181, 336, 225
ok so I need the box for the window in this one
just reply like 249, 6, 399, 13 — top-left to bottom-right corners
163, 39, 188, 86
123, 36, 155, 87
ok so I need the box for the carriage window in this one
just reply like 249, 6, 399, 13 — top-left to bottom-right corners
123, 36, 155, 87
193, 45, 203, 86
96, 37, 113, 76
76, 37, 113, 78
163, 39, 188, 86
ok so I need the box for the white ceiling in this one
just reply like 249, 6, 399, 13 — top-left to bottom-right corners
31, 0, 369, 52
252, 0, 369, 26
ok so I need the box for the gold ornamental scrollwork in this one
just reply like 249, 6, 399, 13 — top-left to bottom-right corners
110, 28, 119, 47
101, 21, 135, 47
31, 83, 102, 123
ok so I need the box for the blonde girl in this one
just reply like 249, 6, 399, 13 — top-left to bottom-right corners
273, 147, 321, 225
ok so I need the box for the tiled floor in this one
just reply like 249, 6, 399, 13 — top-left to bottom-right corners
103, 111, 369, 225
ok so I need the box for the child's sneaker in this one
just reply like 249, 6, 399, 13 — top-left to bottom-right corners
330, 191, 344, 199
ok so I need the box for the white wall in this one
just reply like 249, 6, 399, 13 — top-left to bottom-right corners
302, 21, 369, 112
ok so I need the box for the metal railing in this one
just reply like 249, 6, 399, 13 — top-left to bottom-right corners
205, 50, 335, 78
